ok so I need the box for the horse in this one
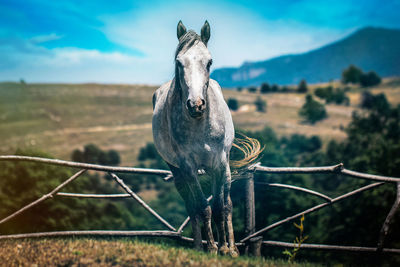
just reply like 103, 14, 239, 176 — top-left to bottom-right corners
152, 20, 261, 257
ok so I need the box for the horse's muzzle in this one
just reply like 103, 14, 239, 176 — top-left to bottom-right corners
187, 99, 206, 118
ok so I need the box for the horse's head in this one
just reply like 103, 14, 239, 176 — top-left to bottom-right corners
175, 21, 212, 119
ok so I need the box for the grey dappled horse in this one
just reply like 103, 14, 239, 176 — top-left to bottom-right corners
152, 21, 260, 257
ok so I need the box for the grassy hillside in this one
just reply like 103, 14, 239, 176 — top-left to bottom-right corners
0, 79, 399, 165
0, 238, 320, 267
0, 83, 155, 165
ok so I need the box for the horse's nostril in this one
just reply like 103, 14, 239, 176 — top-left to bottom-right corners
187, 98, 205, 113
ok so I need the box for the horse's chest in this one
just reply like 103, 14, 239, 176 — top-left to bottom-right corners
173, 120, 224, 146
171, 120, 225, 164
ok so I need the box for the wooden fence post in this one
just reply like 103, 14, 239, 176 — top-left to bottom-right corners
377, 182, 400, 252
244, 171, 261, 256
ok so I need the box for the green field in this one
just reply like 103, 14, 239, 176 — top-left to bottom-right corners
0, 238, 320, 267
1, 79, 399, 165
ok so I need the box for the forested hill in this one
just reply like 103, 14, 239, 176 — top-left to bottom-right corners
211, 27, 400, 87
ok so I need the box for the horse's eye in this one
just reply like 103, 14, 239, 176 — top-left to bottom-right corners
206, 60, 212, 71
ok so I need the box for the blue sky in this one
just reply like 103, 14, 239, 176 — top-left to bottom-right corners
0, 0, 399, 84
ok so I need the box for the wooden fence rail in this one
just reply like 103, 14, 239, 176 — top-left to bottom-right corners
0, 155, 399, 256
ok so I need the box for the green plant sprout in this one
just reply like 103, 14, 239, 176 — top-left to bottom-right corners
283, 214, 309, 263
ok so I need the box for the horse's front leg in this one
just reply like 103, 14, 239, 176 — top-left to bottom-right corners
190, 177, 217, 254
202, 204, 218, 254
172, 163, 217, 253
223, 165, 239, 257
225, 193, 239, 257
210, 170, 229, 255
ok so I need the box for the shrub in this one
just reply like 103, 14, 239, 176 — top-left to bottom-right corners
254, 96, 267, 112
299, 94, 327, 124
283, 214, 308, 263
227, 98, 239, 111
237, 87, 243, 92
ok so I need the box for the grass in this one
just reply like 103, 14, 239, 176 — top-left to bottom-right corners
1, 78, 399, 165
0, 238, 320, 267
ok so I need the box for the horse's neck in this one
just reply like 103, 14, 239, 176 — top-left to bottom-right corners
168, 79, 183, 114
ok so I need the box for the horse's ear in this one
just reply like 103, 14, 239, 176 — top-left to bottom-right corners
201, 20, 210, 46
177, 20, 187, 40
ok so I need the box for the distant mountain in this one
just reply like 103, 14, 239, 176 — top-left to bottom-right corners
211, 27, 400, 87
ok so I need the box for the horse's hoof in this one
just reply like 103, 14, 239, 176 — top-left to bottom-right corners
229, 246, 239, 258
219, 245, 229, 255
208, 244, 218, 255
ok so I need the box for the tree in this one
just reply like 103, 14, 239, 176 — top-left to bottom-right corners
82, 144, 102, 164
281, 86, 291, 92
332, 89, 349, 105
315, 86, 350, 105
227, 98, 239, 111
342, 65, 363, 84
260, 83, 271, 94
271, 84, 280, 92
248, 87, 257, 93
254, 96, 267, 112
320, 101, 400, 263
299, 94, 327, 124
360, 91, 390, 115
297, 79, 308, 93
360, 71, 381, 87
72, 144, 120, 166
0, 149, 146, 235
315, 86, 332, 99
101, 150, 120, 166
138, 143, 159, 161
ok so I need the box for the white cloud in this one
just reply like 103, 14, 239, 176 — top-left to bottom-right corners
0, 37, 160, 84
99, 2, 350, 84
0, 2, 353, 84
30, 33, 64, 44
47, 48, 136, 65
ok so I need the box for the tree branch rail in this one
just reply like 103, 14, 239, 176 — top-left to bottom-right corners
0, 156, 399, 255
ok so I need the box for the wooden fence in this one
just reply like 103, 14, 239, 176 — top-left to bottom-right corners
0, 155, 399, 256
